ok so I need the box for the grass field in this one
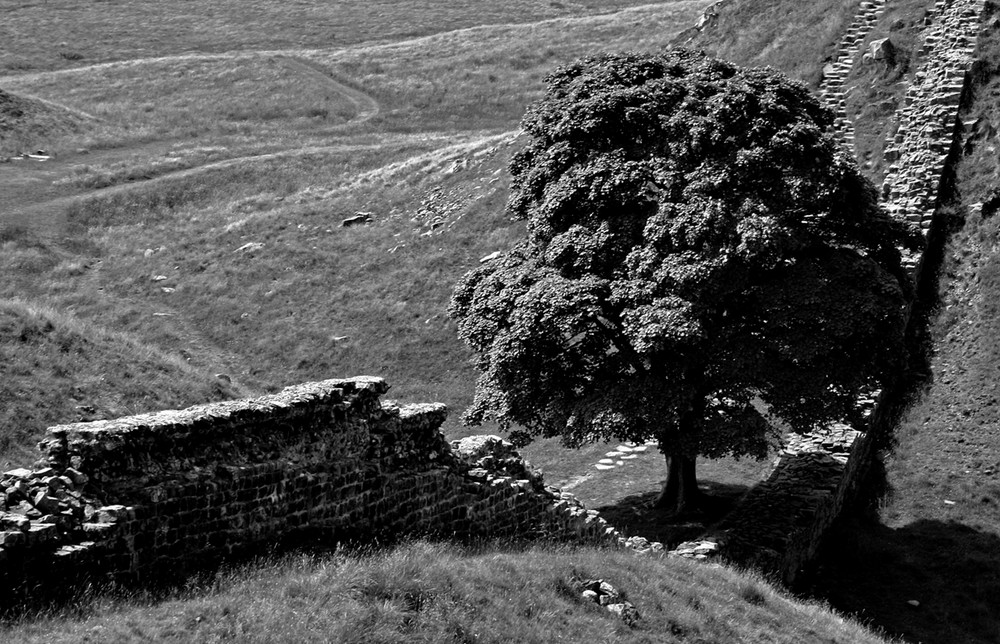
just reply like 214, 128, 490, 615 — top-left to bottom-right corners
0, 0, 679, 73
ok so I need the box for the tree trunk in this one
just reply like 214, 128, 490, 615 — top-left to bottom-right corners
653, 452, 701, 515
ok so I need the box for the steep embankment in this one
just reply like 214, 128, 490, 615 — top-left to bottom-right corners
676, 0, 858, 84
815, 6, 1000, 643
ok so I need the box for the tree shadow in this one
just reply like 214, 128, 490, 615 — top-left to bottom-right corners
594, 481, 749, 547
810, 518, 1000, 644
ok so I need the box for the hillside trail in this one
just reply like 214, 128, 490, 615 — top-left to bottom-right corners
2, 141, 395, 239
0, 52, 389, 400
273, 55, 380, 124
1, 54, 381, 238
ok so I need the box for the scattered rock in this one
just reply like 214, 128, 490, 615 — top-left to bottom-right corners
233, 242, 265, 254
868, 37, 896, 64
576, 578, 640, 626
341, 212, 374, 227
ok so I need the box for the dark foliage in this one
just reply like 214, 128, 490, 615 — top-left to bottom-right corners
450, 48, 912, 466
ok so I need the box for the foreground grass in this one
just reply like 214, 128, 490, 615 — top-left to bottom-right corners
1, 541, 891, 644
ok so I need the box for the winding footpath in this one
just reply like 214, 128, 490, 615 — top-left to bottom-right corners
1, 54, 383, 239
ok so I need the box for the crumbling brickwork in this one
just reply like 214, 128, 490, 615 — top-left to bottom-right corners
0, 378, 613, 597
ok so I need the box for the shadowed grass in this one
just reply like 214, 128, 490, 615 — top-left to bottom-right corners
0, 540, 892, 644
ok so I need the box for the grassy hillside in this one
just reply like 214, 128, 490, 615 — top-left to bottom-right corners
0, 1, 721, 488
676, 0, 857, 85
0, 540, 892, 644
0, 297, 247, 467
0, 89, 93, 156
0, 0, 683, 73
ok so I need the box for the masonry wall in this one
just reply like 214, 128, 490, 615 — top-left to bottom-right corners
670, 0, 988, 586
0, 377, 613, 599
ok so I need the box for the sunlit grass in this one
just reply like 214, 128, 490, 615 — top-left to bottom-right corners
2, 55, 362, 149
0, 0, 691, 73
0, 297, 248, 467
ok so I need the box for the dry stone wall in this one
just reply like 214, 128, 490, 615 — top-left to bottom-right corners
0, 378, 616, 598
670, 0, 987, 586
819, 0, 890, 150
882, 0, 986, 239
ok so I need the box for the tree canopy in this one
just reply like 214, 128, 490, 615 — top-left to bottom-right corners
449, 48, 912, 510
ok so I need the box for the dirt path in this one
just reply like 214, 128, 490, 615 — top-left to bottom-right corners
1, 52, 383, 236
2, 141, 394, 239
274, 55, 380, 126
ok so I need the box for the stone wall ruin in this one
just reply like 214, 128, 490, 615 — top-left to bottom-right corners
0, 377, 616, 600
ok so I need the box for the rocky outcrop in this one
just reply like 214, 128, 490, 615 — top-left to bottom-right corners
576, 578, 640, 627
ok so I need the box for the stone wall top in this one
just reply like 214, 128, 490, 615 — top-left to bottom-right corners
41, 376, 391, 484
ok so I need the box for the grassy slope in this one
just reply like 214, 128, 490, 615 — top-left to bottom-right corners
0, 89, 91, 156
0, 298, 248, 467
676, 0, 858, 85
0, 2, 722, 489
1, 541, 891, 644
0, 0, 673, 73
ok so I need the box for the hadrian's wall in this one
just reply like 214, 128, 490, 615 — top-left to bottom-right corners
0, 377, 616, 600
669, 0, 989, 586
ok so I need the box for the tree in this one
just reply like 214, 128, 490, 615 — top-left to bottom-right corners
449, 48, 913, 515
